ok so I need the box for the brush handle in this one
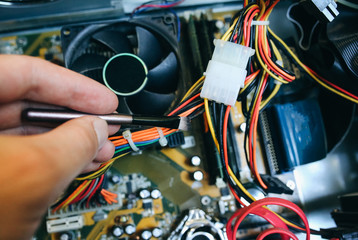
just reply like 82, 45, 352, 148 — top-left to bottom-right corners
22, 108, 183, 129
22, 109, 133, 125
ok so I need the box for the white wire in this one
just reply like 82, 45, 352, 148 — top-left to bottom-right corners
286, 2, 319, 51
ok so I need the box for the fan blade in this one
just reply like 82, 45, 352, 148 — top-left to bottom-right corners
70, 54, 108, 74
136, 26, 163, 69
126, 91, 175, 115
117, 97, 132, 114
146, 52, 178, 94
81, 69, 104, 83
92, 30, 132, 53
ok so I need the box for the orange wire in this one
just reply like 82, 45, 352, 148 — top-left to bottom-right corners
52, 180, 89, 212
251, 74, 269, 189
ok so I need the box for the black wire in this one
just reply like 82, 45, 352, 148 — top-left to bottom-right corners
237, 75, 259, 102
217, 104, 253, 203
243, 71, 263, 169
229, 2, 256, 43
174, 99, 203, 116
188, 107, 205, 120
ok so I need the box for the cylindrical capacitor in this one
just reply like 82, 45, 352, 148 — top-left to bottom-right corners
124, 224, 136, 235
59, 232, 73, 240
111, 225, 124, 237
150, 189, 162, 199
139, 189, 151, 199
152, 227, 163, 238
190, 155, 201, 166
141, 230, 152, 240
191, 170, 204, 181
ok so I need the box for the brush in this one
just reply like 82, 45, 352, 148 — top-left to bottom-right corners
22, 108, 190, 131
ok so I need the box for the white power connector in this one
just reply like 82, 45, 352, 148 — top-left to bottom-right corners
200, 39, 255, 106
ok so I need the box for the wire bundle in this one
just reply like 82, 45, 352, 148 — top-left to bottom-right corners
226, 197, 311, 240
203, 0, 318, 238
51, 175, 118, 213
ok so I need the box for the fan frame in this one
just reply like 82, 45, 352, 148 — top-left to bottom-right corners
61, 13, 188, 115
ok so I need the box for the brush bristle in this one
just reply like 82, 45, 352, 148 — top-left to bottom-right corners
178, 117, 191, 131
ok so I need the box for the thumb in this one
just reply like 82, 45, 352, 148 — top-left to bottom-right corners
35, 116, 111, 179
0, 117, 111, 240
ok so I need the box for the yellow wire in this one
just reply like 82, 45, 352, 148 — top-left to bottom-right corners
204, 98, 256, 201
204, 98, 220, 150
75, 153, 130, 181
254, 28, 287, 84
250, 72, 266, 115
221, 16, 240, 41
181, 76, 205, 101
259, 40, 283, 109
61, 180, 91, 208
253, 1, 289, 85
268, 27, 358, 104
257, 0, 266, 20
260, 83, 281, 110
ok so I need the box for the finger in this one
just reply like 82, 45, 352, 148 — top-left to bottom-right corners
94, 139, 115, 163
0, 116, 111, 240
28, 116, 110, 181
0, 55, 118, 114
0, 126, 52, 135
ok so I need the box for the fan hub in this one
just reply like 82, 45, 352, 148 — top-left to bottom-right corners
103, 53, 148, 96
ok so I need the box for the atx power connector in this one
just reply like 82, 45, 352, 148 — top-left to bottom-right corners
302, 0, 339, 22
200, 39, 255, 106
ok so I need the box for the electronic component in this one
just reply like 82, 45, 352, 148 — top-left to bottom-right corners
302, 0, 339, 22
111, 225, 124, 238
189, 155, 201, 166
46, 216, 84, 233
141, 230, 152, 240
152, 227, 164, 238
150, 189, 162, 199
124, 224, 136, 235
260, 98, 327, 173
61, 14, 182, 115
139, 189, 151, 199
59, 231, 74, 240
168, 209, 227, 240
200, 39, 255, 106
191, 170, 204, 181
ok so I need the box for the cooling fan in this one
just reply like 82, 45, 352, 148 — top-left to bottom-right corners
62, 15, 182, 115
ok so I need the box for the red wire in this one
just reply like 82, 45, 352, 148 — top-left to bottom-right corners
244, 8, 260, 46
243, 7, 260, 46
305, 66, 358, 100
228, 185, 247, 207
257, 26, 293, 82
248, 75, 266, 173
69, 179, 96, 205
168, 93, 201, 116
86, 174, 104, 208
231, 197, 310, 240
257, 228, 299, 240
226, 204, 290, 240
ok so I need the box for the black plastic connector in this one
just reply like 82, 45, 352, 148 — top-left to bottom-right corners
260, 174, 294, 195
320, 227, 358, 240
301, 0, 339, 22
166, 131, 185, 148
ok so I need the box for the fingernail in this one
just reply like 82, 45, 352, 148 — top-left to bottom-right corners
93, 118, 108, 149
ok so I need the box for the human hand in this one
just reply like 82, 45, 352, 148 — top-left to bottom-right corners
0, 55, 119, 239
